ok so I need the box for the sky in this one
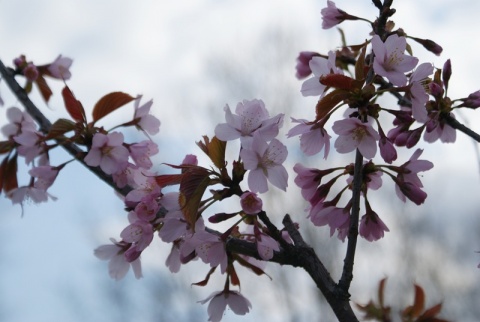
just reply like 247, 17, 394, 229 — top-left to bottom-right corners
1, 1, 480, 321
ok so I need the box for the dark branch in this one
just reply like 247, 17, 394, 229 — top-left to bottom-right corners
0, 58, 132, 196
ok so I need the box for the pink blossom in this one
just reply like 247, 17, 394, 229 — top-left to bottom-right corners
459, 90, 480, 108
301, 51, 343, 97
214, 99, 284, 149
84, 132, 129, 175
134, 95, 161, 135
125, 176, 162, 207
372, 34, 419, 86
14, 131, 45, 164
240, 134, 288, 193
287, 118, 331, 158
408, 63, 434, 123
240, 191, 263, 215
134, 195, 160, 222
424, 112, 456, 143
398, 149, 433, 187
2, 107, 36, 137
378, 126, 397, 164
29, 165, 60, 190
295, 51, 320, 79
120, 219, 154, 253
158, 210, 189, 243
332, 118, 380, 159
165, 243, 182, 273
182, 154, 198, 165
321, 1, 347, 29
128, 140, 159, 169
187, 230, 228, 273
47, 55, 73, 80
359, 204, 389, 241
394, 149, 433, 205
198, 290, 252, 322
293, 163, 336, 202
94, 239, 142, 280
256, 233, 280, 260
7, 185, 56, 206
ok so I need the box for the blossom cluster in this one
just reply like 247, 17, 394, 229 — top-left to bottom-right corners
1, 1, 480, 321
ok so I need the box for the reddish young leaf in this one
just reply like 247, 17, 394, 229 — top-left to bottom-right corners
35, 75, 53, 103
46, 118, 77, 139
234, 254, 270, 278
355, 44, 367, 81
154, 174, 183, 187
62, 85, 86, 123
315, 89, 350, 121
420, 303, 443, 319
3, 155, 18, 193
378, 277, 387, 309
192, 266, 217, 287
320, 74, 359, 91
229, 264, 240, 287
179, 166, 211, 227
92, 92, 135, 123
0, 157, 7, 195
196, 136, 227, 170
0, 141, 14, 155
403, 284, 425, 318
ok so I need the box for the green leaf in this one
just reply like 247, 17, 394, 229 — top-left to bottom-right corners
62, 85, 86, 123
92, 92, 134, 123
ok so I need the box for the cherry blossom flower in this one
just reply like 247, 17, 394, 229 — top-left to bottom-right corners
14, 130, 45, 164
240, 134, 288, 193
293, 163, 337, 203
459, 90, 480, 108
94, 239, 142, 280
378, 127, 397, 164
47, 55, 73, 80
7, 185, 56, 206
128, 140, 159, 169
394, 149, 433, 205
256, 232, 280, 260
186, 230, 228, 273
371, 34, 418, 86
214, 99, 284, 149
423, 112, 456, 143
301, 51, 343, 97
120, 218, 154, 254
332, 118, 380, 159
165, 243, 182, 273
240, 192, 263, 215
2, 107, 36, 138
287, 118, 331, 158
198, 290, 252, 322
359, 202, 389, 241
134, 95, 161, 136
295, 51, 320, 79
408, 63, 434, 123
321, 1, 349, 29
29, 165, 60, 190
84, 132, 129, 175
125, 176, 162, 207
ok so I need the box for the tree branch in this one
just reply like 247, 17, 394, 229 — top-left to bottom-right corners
338, 149, 363, 292
0, 58, 132, 196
